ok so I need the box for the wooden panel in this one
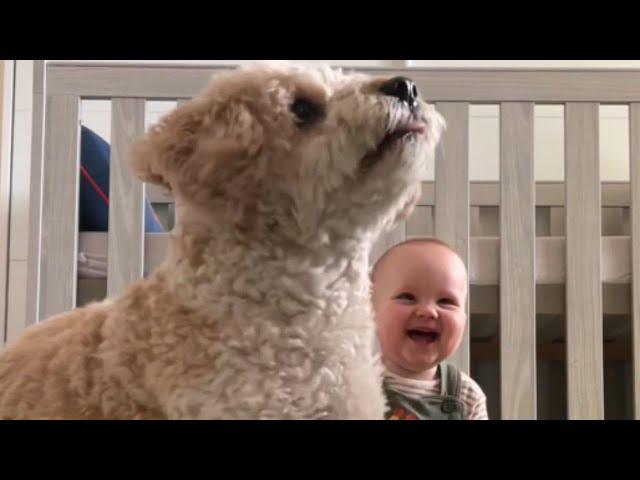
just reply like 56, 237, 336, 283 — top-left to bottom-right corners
565, 102, 604, 419
470, 284, 631, 317
0, 60, 12, 344
144, 100, 187, 206
536, 207, 551, 236
630, 103, 640, 419
419, 182, 627, 207
474, 341, 630, 363
550, 207, 565, 236
365, 68, 640, 102
146, 183, 173, 204
39, 95, 80, 321
47, 64, 227, 99
151, 180, 630, 210
107, 99, 146, 297
26, 60, 45, 329
405, 206, 433, 238
47, 64, 640, 102
434, 102, 470, 373
500, 102, 536, 419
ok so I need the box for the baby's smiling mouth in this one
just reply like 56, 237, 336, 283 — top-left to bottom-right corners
407, 329, 440, 344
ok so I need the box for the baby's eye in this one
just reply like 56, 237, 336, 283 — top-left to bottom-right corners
438, 298, 458, 307
394, 292, 416, 302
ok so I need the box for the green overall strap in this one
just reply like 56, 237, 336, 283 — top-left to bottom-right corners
439, 363, 462, 399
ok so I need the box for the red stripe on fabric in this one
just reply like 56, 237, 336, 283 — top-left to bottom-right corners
80, 165, 110, 206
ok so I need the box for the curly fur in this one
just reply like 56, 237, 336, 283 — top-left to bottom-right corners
0, 63, 445, 419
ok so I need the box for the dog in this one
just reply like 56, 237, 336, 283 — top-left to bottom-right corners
0, 63, 445, 419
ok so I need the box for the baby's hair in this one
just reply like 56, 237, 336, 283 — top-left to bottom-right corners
371, 237, 464, 281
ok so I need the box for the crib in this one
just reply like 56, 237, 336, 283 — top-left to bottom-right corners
17, 61, 640, 420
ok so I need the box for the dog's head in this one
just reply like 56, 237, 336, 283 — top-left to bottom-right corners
131, 63, 445, 243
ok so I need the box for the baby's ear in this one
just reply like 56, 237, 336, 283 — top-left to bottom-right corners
129, 102, 204, 191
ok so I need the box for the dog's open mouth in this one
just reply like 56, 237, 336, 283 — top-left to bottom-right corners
407, 329, 440, 345
360, 122, 428, 171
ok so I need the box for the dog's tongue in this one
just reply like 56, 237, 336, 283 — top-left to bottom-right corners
407, 330, 438, 344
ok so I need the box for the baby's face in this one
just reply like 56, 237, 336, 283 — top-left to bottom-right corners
373, 243, 468, 380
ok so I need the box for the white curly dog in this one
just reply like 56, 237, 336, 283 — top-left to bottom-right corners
0, 63, 445, 419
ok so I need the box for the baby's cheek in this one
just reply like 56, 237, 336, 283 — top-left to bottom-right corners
443, 313, 466, 348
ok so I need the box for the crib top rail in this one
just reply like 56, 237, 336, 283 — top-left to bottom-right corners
46, 62, 640, 103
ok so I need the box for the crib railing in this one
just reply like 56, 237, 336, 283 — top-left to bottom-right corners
0, 61, 14, 347
631, 105, 640, 421
362, 66, 640, 419
26, 62, 640, 419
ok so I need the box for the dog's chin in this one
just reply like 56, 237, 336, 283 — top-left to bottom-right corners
359, 124, 427, 174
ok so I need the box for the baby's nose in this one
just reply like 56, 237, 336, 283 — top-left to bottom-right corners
416, 302, 438, 319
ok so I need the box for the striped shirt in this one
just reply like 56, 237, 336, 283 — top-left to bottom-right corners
384, 368, 489, 420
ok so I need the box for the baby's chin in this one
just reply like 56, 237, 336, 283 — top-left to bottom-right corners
401, 345, 447, 371
399, 352, 441, 373
396, 361, 440, 381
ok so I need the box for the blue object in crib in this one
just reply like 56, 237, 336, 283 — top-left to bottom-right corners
79, 125, 165, 233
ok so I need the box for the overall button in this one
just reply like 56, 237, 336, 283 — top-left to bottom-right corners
441, 400, 459, 414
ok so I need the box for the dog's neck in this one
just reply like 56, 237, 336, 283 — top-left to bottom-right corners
167, 217, 372, 274
163, 200, 375, 319
171, 197, 374, 267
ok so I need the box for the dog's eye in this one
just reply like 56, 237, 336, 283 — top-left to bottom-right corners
290, 98, 321, 127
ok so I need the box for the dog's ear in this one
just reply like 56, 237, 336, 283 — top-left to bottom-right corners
129, 102, 204, 192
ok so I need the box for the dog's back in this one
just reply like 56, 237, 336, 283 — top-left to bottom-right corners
0, 289, 166, 419
0, 304, 112, 418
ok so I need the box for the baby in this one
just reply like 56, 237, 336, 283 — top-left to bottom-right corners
372, 238, 488, 420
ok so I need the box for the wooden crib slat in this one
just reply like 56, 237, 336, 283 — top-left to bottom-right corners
500, 102, 536, 419
145, 100, 187, 208
0, 60, 11, 345
565, 102, 604, 419
39, 95, 80, 321
630, 103, 640, 419
26, 61, 45, 329
435, 102, 470, 373
406, 206, 434, 238
107, 99, 146, 297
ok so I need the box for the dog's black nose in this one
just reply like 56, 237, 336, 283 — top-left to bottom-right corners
379, 76, 419, 108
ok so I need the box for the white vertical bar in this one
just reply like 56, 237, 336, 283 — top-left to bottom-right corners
435, 102, 470, 373
39, 94, 80, 320
26, 60, 45, 328
500, 102, 536, 419
565, 102, 604, 419
0, 60, 15, 345
630, 103, 640, 419
107, 98, 145, 297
